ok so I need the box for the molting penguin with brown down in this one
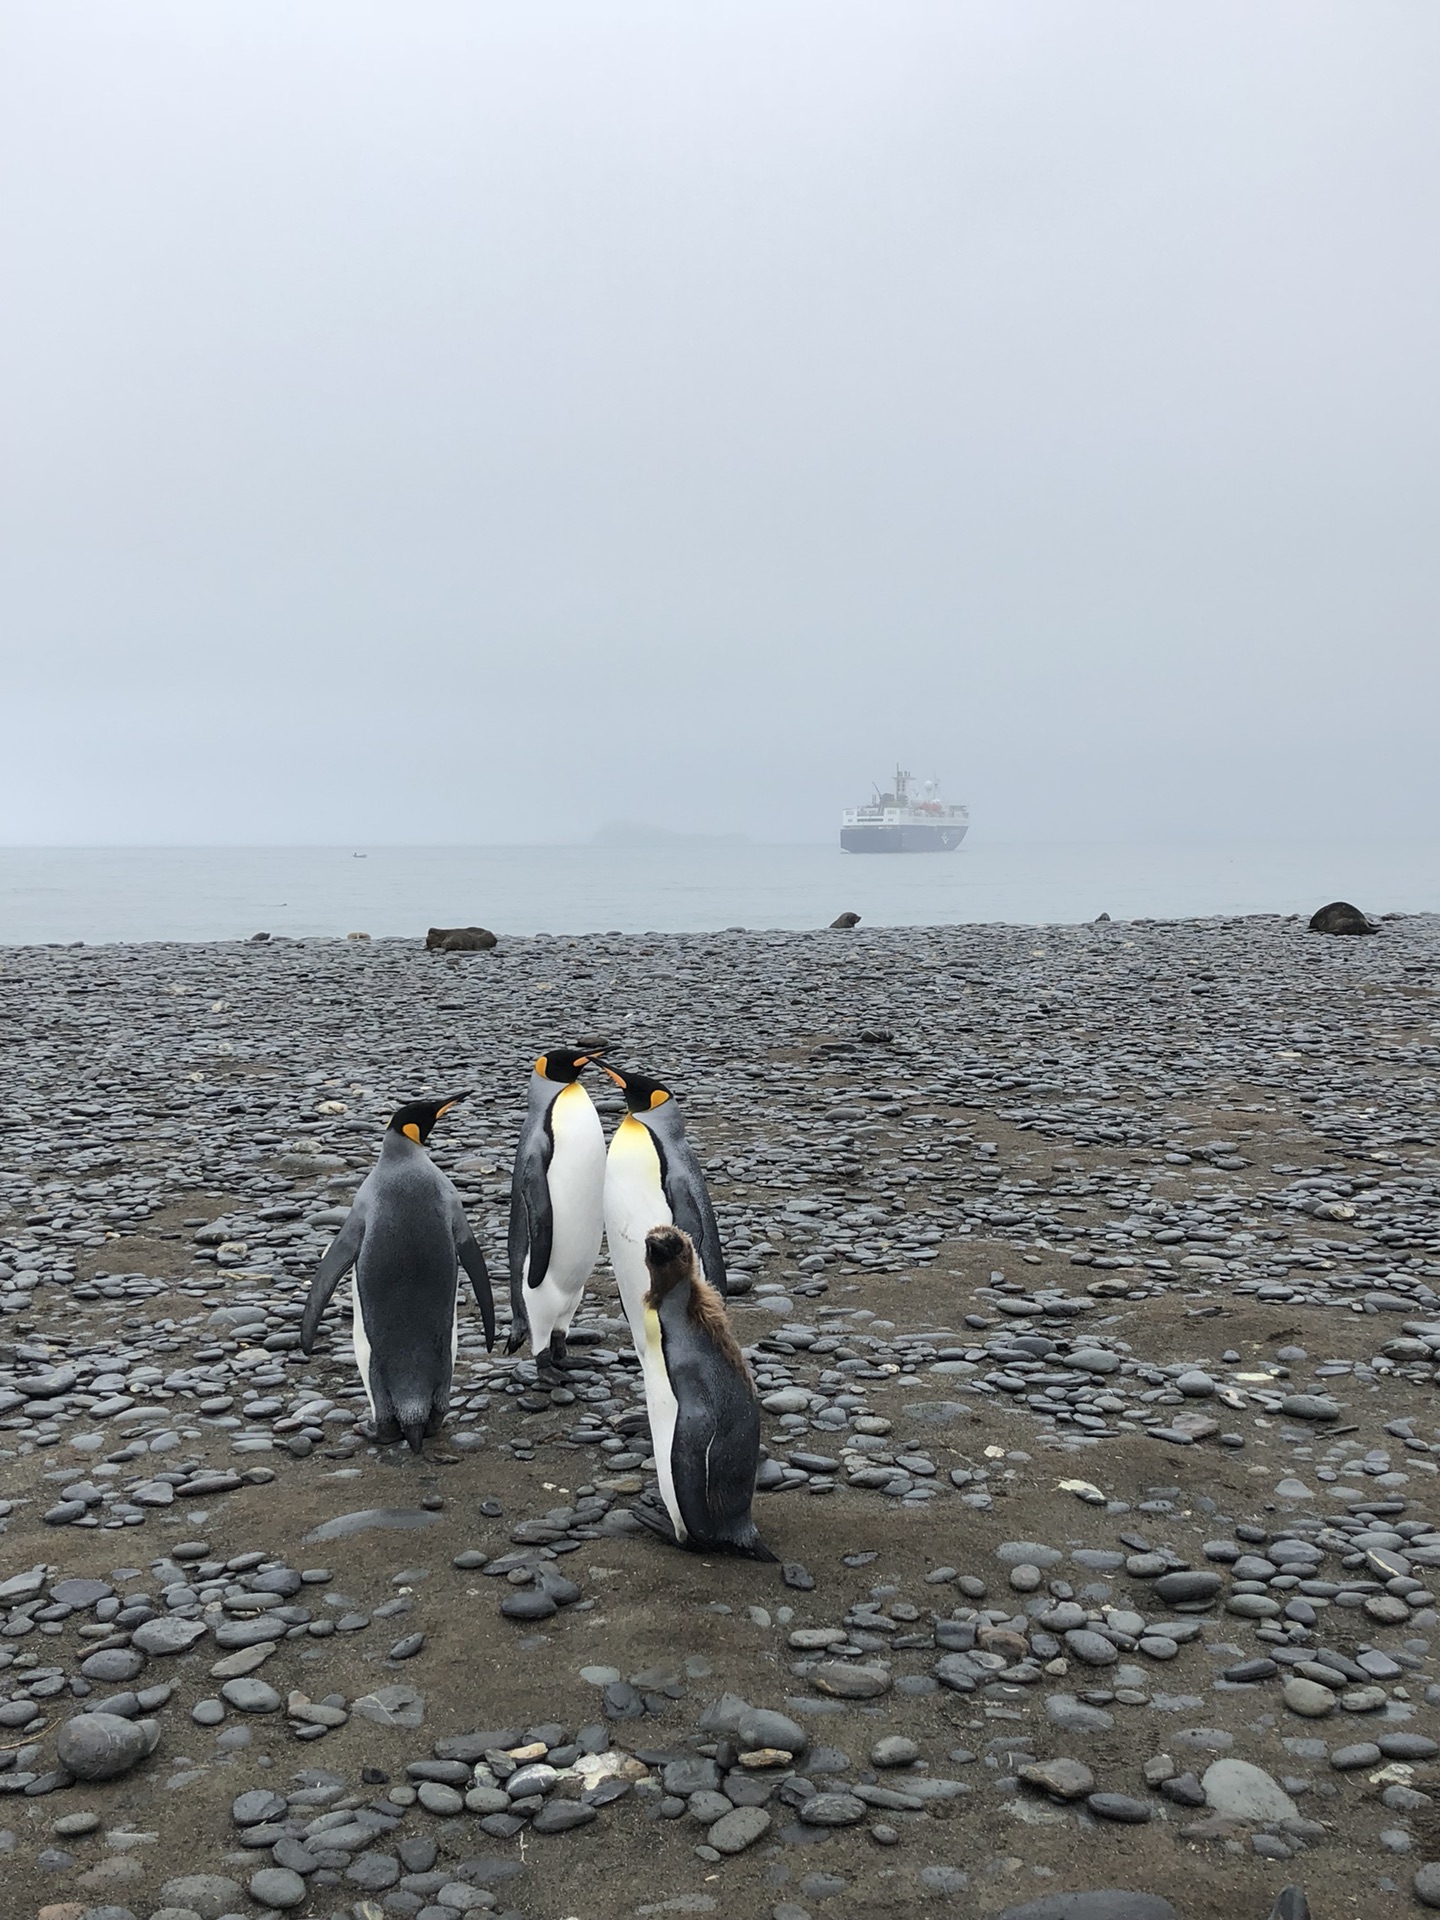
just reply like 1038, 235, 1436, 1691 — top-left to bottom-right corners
299, 1093, 494, 1451
632, 1223, 775, 1561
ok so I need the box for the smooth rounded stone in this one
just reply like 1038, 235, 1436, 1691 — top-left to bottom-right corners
1226, 1594, 1282, 1619
1201, 1760, 1298, 1822
52, 1810, 102, 1837
1152, 1571, 1222, 1607
417, 1782, 464, 1816
997, 1542, 1064, 1570
798, 1793, 867, 1826
1283, 1678, 1336, 1718
191, 1699, 226, 1727
1415, 1863, 1440, 1908
158, 1877, 245, 1920
248, 1867, 306, 1909
708, 1806, 772, 1854
80, 1649, 144, 1684
56, 1713, 159, 1781
232, 1790, 287, 1827
1086, 1793, 1151, 1824
810, 1663, 891, 1699
739, 1708, 808, 1753
870, 1736, 920, 1768
995, 1899, 1178, 1920
1019, 1757, 1094, 1801
500, 1590, 557, 1622
346, 1852, 401, 1889
1175, 1370, 1216, 1397
131, 1616, 209, 1657
1064, 1630, 1119, 1667
221, 1678, 281, 1714
1138, 1636, 1179, 1661
1009, 1564, 1044, 1593
1046, 1695, 1113, 1733
1379, 1734, 1440, 1761
1331, 1743, 1383, 1771
529, 1799, 597, 1834
1280, 1395, 1340, 1422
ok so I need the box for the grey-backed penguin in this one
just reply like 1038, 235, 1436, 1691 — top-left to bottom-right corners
631, 1223, 775, 1561
299, 1093, 494, 1452
601, 1065, 725, 1358
506, 1048, 606, 1367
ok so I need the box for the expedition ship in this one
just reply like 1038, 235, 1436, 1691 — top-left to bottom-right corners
840, 767, 969, 853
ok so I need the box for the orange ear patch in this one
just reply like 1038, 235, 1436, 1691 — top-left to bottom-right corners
650, 1089, 671, 1109
402, 1122, 422, 1143
534, 1055, 548, 1077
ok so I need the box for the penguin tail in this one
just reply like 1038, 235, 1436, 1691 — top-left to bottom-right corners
733, 1522, 779, 1564
400, 1416, 427, 1454
504, 1325, 529, 1355
1268, 1891, 1310, 1920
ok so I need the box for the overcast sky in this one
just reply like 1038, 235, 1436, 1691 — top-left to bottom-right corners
2, 2, 1437, 846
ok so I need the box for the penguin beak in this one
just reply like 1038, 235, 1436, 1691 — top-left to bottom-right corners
435, 1090, 471, 1117
598, 1065, 627, 1088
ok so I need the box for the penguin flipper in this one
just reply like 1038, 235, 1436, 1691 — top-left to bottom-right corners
457, 1228, 496, 1350
666, 1158, 727, 1297
300, 1211, 366, 1355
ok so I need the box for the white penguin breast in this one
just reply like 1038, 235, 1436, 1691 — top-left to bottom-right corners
643, 1305, 683, 1541
542, 1083, 606, 1285
604, 1115, 671, 1347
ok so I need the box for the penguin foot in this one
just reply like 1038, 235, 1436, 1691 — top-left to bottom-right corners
360, 1417, 404, 1446
628, 1494, 682, 1547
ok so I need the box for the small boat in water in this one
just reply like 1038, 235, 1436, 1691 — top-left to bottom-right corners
841, 767, 969, 853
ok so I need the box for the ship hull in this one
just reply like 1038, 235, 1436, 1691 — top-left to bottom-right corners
840, 823, 968, 853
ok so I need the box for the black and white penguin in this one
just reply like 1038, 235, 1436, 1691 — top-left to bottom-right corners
506, 1048, 606, 1367
601, 1065, 725, 1357
299, 1093, 494, 1452
631, 1223, 775, 1561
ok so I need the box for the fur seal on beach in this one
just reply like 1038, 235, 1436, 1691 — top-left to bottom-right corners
601, 1064, 726, 1357
631, 1224, 774, 1560
1308, 901, 1378, 935
426, 926, 497, 951
506, 1048, 606, 1367
830, 911, 861, 928
299, 1093, 494, 1451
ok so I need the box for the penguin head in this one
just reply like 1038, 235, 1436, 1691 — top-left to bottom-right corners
387, 1091, 469, 1145
600, 1065, 674, 1114
643, 1223, 695, 1300
533, 1047, 602, 1084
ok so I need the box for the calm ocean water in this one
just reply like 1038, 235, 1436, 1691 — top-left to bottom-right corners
1, 841, 1437, 945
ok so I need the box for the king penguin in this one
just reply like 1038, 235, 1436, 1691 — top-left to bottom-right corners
507, 1048, 606, 1368
601, 1064, 725, 1359
632, 1224, 775, 1560
299, 1093, 494, 1452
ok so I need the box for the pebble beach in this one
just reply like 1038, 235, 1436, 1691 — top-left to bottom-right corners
1, 909, 1439, 1920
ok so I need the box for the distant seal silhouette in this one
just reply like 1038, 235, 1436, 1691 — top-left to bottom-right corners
830, 911, 861, 928
425, 926, 497, 951
1308, 901, 1377, 936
